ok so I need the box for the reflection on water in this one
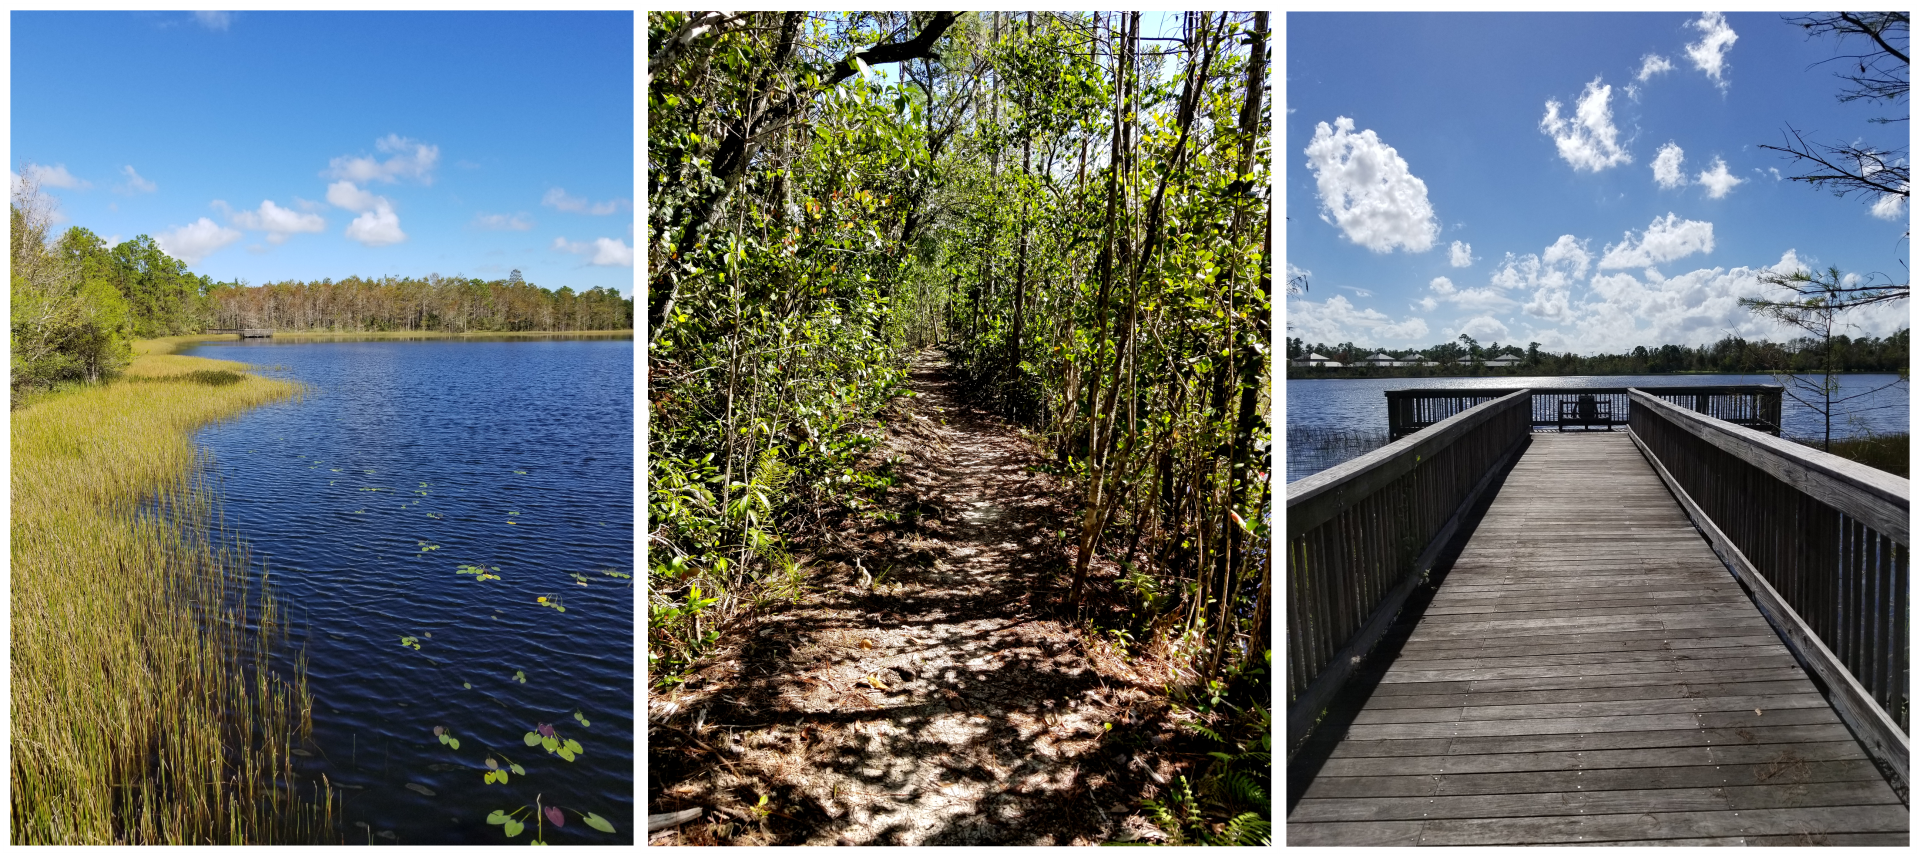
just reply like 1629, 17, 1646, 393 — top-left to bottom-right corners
1287, 373, 1908, 483
181, 338, 634, 844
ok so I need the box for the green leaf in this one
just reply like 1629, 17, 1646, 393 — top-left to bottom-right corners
448, 736, 461, 750
542, 736, 559, 752
563, 738, 583, 755
556, 746, 576, 762
583, 812, 616, 833
504, 818, 525, 838
487, 810, 508, 825
524, 732, 541, 746
510, 763, 526, 776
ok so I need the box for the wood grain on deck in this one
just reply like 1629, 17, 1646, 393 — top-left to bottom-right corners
1288, 432, 1908, 846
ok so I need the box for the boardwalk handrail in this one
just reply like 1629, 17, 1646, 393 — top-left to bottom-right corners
1287, 389, 1532, 752
1387, 385, 1783, 439
1628, 389, 1909, 788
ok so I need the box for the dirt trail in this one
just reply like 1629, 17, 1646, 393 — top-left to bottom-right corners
647, 351, 1184, 845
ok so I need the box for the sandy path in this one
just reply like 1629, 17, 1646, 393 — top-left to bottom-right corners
647, 351, 1179, 845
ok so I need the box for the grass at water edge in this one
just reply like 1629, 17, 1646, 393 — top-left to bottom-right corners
11, 339, 335, 843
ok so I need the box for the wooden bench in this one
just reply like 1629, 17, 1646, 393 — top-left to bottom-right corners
1556, 393, 1611, 431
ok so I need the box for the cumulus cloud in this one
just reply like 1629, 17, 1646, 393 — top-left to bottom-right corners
1458, 316, 1510, 341
1636, 54, 1673, 82
475, 212, 535, 231
154, 217, 242, 264
325, 181, 404, 245
325, 134, 440, 185
553, 236, 634, 267
346, 206, 406, 246
1870, 192, 1908, 221
1541, 234, 1592, 279
193, 11, 232, 31
1540, 79, 1631, 172
1652, 142, 1686, 189
1695, 156, 1744, 198
1426, 275, 1515, 312
230, 199, 326, 243
1286, 294, 1430, 346
541, 187, 631, 216
1302, 116, 1439, 254
1449, 240, 1472, 267
1686, 12, 1738, 89
24, 163, 89, 189
116, 165, 157, 194
1598, 213, 1714, 270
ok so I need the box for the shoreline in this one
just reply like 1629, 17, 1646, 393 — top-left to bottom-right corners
12, 340, 330, 843
198, 328, 634, 342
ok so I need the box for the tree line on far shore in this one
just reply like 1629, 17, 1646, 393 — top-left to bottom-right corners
1287, 329, 1910, 376
12, 182, 633, 405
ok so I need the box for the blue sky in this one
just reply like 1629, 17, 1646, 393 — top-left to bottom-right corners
12, 11, 634, 296
1286, 12, 1909, 355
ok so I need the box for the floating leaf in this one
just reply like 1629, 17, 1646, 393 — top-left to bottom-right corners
536, 722, 555, 737
523, 732, 541, 747
583, 812, 616, 833
482, 770, 498, 784
504, 818, 525, 838
486, 810, 509, 826
509, 763, 525, 776
542, 736, 559, 753
545, 806, 565, 827
463, 682, 471, 689
556, 746, 575, 762
563, 739, 583, 756
448, 737, 461, 750
432, 725, 445, 737
515, 670, 527, 684
486, 757, 499, 770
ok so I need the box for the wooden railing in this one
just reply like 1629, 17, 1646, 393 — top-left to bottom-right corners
1386, 385, 1782, 439
1628, 390, 1909, 788
1286, 389, 1533, 751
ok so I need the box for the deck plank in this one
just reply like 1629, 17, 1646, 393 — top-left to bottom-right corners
1288, 432, 1907, 846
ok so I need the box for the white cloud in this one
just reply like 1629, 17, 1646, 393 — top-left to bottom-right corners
193, 11, 232, 31
1686, 12, 1738, 89
1871, 193, 1908, 221
1541, 234, 1592, 279
154, 217, 242, 264
1540, 79, 1632, 172
326, 180, 385, 212
327, 181, 406, 246
1598, 213, 1714, 270
1426, 274, 1515, 312
1286, 294, 1430, 346
1458, 316, 1510, 341
24, 163, 89, 190
1302, 116, 1438, 253
1636, 54, 1673, 82
1695, 156, 1744, 198
325, 134, 440, 185
552, 236, 634, 267
230, 199, 326, 244
116, 165, 157, 194
541, 187, 631, 216
1652, 142, 1686, 189
475, 212, 535, 231
1449, 240, 1472, 267
345, 206, 406, 246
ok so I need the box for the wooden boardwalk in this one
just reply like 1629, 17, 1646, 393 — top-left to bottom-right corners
1289, 433, 1909, 846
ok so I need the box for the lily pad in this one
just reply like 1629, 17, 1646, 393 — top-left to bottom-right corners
509, 763, 525, 776
523, 732, 541, 747
486, 810, 509, 825
504, 818, 525, 838
544, 806, 565, 827
583, 812, 616, 833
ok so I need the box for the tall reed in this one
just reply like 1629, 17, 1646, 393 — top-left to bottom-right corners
11, 344, 334, 843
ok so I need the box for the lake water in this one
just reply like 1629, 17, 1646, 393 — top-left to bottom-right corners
1287, 373, 1909, 483
181, 337, 634, 844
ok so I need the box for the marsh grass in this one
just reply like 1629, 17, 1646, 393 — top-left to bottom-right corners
11, 342, 334, 843
1789, 431, 1910, 479
1286, 426, 1391, 480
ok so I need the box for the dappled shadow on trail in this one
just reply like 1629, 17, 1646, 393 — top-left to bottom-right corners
647, 351, 1191, 845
